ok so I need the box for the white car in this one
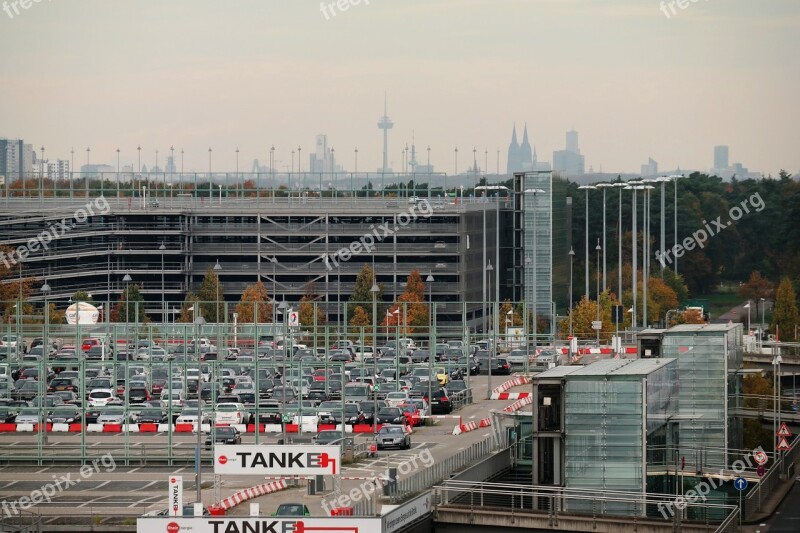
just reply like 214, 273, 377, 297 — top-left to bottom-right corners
506, 349, 534, 365
88, 389, 117, 407
176, 409, 209, 425
215, 402, 247, 424
98, 407, 137, 425
161, 389, 185, 410
386, 392, 410, 408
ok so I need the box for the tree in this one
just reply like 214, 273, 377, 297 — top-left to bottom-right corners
347, 264, 384, 323
177, 292, 198, 324
670, 308, 706, 326
739, 271, 774, 302
559, 291, 626, 343
662, 268, 689, 304
197, 267, 224, 323
236, 281, 274, 323
742, 367, 776, 451
299, 282, 327, 336
382, 270, 429, 335
772, 277, 799, 341
72, 290, 95, 304
349, 305, 373, 344
110, 284, 148, 323
499, 300, 523, 334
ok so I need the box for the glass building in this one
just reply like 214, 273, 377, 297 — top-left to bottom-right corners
661, 323, 744, 468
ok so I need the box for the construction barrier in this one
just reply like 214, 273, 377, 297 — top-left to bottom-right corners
503, 395, 534, 413
490, 392, 531, 400
491, 375, 532, 396
217, 479, 289, 511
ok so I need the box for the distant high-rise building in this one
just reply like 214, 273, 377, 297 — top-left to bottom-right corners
553, 130, 585, 175
166, 155, 176, 175
714, 145, 729, 170
565, 130, 580, 154
46, 159, 70, 180
0, 138, 34, 180
641, 157, 658, 177
309, 134, 340, 176
377, 97, 393, 173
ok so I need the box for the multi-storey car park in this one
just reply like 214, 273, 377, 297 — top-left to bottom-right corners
0, 171, 569, 332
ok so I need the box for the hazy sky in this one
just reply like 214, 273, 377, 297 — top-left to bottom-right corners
1, 0, 798, 176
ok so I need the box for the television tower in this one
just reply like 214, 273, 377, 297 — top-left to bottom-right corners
377, 96, 394, 173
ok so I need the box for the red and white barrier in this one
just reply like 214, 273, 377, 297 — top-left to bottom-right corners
452, 417, 490, 435
218, 480, 288, 511
491, 375, 531, 396
503, 396, 534, 413
490, 392, 531, 400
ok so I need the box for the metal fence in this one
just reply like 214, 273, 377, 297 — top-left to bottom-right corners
432, 480, 739, 530
387, 435, 499, 503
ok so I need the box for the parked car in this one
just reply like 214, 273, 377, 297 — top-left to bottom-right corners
375, 425, 411, 450
426, 387, 452, 414
377, 407, 406, 425
88, 389, 118, 407
271, 503, 310, 517
137, 407, 167, 424
48, 405, 82, 424
98, 407, 137, 425
312, 430, 353, 446
204, 426, 242, 449
491, 358, 512, 376
214, 402, 247, 425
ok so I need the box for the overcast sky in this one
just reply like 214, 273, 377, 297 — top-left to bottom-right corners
1, 0, 797, 176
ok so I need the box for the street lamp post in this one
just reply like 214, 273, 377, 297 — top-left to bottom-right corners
670, 174, 686, 274
214, 260, 222, 324
426, 273, 434, 407
370, 280, 379, 435
760, 297, 766, 350
596, 183, 613, 292
569, 248, 575, 337
41, 281, 51, 446
596, 239, 602, 343
577, 185, 596, 299
486, 261, 494, 399
159, 243, 166, 320
612, 183, 626, 297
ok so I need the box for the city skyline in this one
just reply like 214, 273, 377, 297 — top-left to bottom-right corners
0, 1, 798, 177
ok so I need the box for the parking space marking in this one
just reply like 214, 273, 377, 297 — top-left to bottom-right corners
35, 467, 50, 473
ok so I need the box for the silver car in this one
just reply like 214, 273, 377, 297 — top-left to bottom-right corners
97, 407, 136, 424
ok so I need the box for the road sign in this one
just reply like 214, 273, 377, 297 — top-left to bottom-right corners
288, 311, 300, 327
753, 450, 768, 465
168, 476, 182, 517
138, 517, 382, 533
214, 445, 340, 476
591, 320, 602, 330
776, 436, 791, 451
734, 477, 748, 491
777, 422, 792, 437
757, 465, 766, 478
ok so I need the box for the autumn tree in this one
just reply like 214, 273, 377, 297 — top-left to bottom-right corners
739, 271, 774, 302
349, 305, 373, 344
72, 290, 95, 304
772, 277, 799, 341
0, 246, 34, 322
177, 292, 198, 323
669, 308, 706, 327
742, 367, 775, 451
110, 284, 148, 323
196, 267, 225, 323
559, 291, 625, 343
236, 281, 274, 323
298, 282, 327, 335
499, 300, 523, 334
347, 264, 384, 323
381, 270, 429, 335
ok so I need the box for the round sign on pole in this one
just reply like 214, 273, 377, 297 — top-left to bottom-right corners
757, 465, 766, 478
734, 477, 748, 491
753, 450, 768, 466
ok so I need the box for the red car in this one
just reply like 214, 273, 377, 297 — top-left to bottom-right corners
81, 338, 102, 353
397, 402, 423, 427
312, 369, 331, 382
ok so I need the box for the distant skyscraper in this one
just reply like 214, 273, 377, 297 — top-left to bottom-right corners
166, 155, 176, 175
566, 130, 579, 154
309, 134, 339, 175
46, 159, 70, 180
714, 145, 729, 170
0, 138, 34, 181
641, 157, 658, 177
377, 97, 393, 173
553, 130, 585, 175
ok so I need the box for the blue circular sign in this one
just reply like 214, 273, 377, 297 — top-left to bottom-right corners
734, 477, 748, 491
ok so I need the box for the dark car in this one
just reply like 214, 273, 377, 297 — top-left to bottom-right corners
377, 407, 406, 425
491, 357, 512, 376
128, 386, 151, 404
426, 387, 452, 414
458, 356, 481, 376
312, 430, 353, 446
204, 426, 242, 449
410, 350, 430, 363
376, 425, 411, 450
271, 503, 310, 517
12, 379, 40, 401
138, 407, 167, 424
0, 407, 19, 423
48, 377, 80, 395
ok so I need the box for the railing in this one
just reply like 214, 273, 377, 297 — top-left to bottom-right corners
433, 480, 739, 528
744, 432, 800, 520
388, 435, 500, 503
0, 509, 43, 533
